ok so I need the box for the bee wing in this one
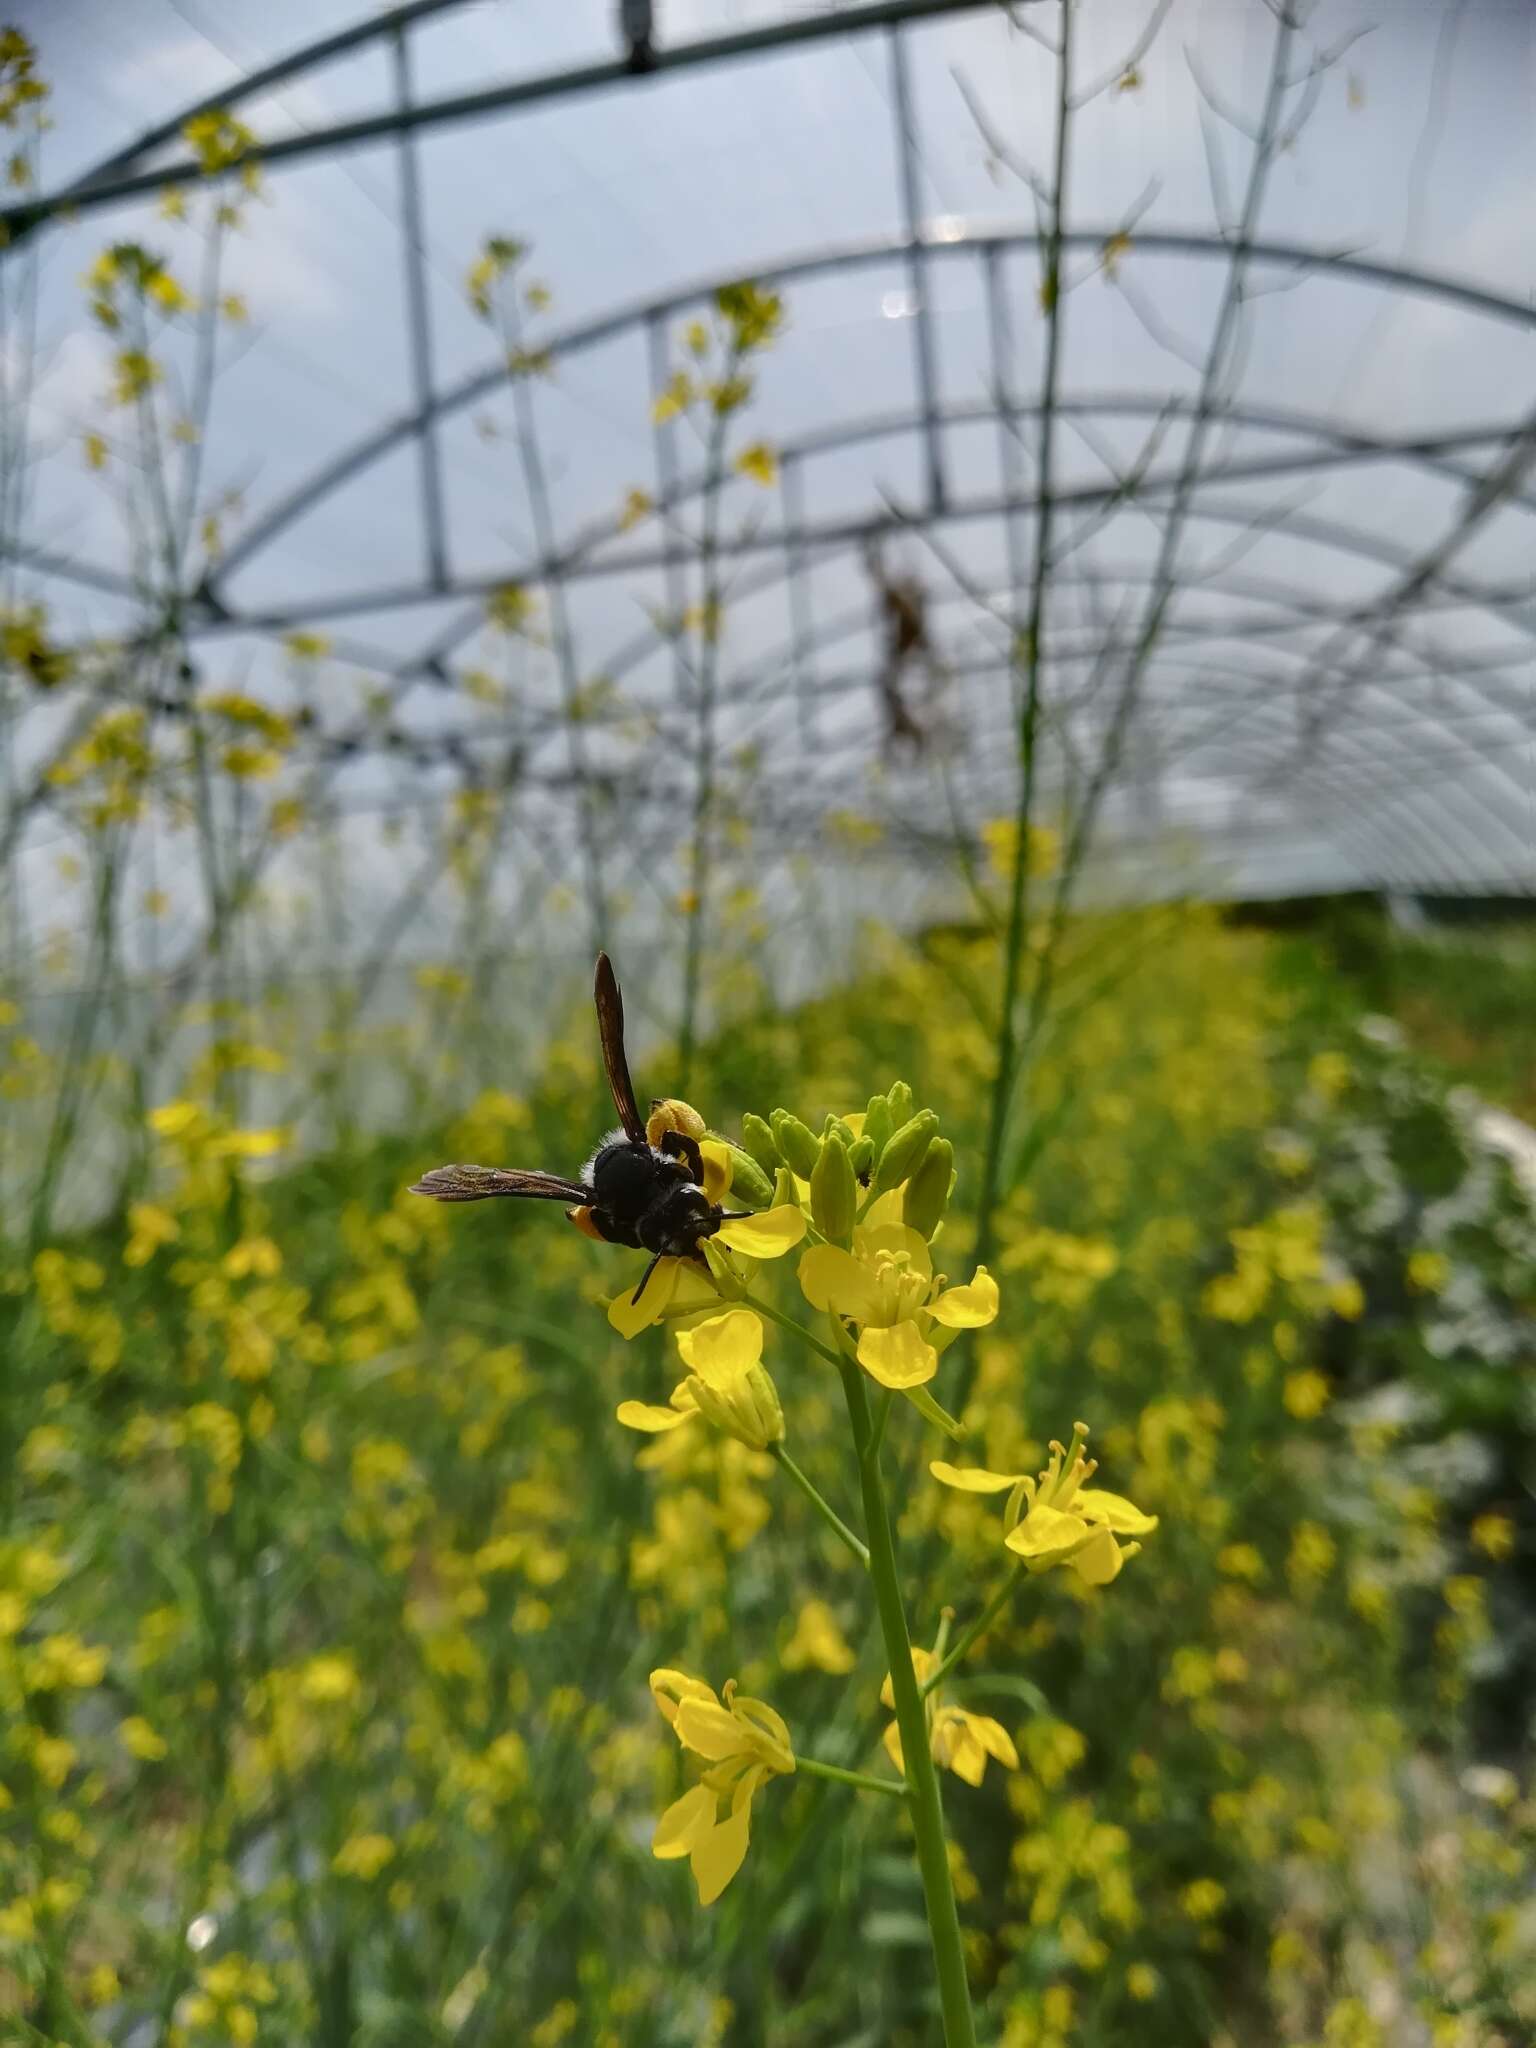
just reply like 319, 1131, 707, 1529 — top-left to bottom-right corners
409, 1164, 591, 1203
593, 951, 646, 1146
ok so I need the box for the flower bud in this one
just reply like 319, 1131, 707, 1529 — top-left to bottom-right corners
823, 1112, 853, 1148
810, 1129, 857, 1245
874, 1109, 939, 1193
722, 1144, 774, 1208
684, 1358, 785, 1450
646, 1097, 707, 1149
739, 1112, 781, 1175
864, 1094, 893, 1160
701, 1235, 748, 1296
885, 1081, 914, 1127
770, 1110, 822, 1181
772, 1165, 801, 1209
848, 1134, 875, 1182
902, 1137, 954, 1240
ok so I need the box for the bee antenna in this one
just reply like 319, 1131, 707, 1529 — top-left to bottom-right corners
631, 1249, 665, 1305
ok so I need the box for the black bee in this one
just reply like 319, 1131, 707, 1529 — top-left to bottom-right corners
410, 954, 749, 1302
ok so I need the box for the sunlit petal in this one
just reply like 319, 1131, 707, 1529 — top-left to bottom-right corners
1076, 1487, 1159, 1536
652, 1783, 715, 1860
929, 1460, 1020, 1494
856, 1319, 936, 1389
674, 1699, 751, 1762
859, 1221, 933, 1281
691, 1796, 752, 1905
608, 1256, 682, 1337
928, 1265, 1000, 1329
798, 1244, 880, 1319
1005, 1502, 1095, 1570
717, 1204, 806, 1260
1069, 1526, 1125, 1585
676, 1307, 763, 1379
615, 1400, 691, 1433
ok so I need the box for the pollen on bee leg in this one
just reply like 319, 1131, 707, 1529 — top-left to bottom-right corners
646, 1097, 707, 1148
567, 1204, 604, 1242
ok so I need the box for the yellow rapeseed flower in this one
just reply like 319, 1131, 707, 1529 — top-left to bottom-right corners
650, 1669, 795, 1904
931, 1421, 1156, 1585
798, 1194, 998, 1389
332, 1833, 396, 1880
615, 1308, 784, 1452
781, 1598, 856, 1675
881, 1647, 1018, 1787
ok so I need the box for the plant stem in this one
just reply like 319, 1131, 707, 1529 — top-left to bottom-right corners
837, 1357, 977, 2048
740, 1288, 844, 1369
797, 1754, 908, 1800
922, 1563, 1025, 1697
771, 1444, 869, 1569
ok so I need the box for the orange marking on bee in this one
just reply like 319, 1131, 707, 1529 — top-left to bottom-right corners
566, 1204, 604, 1242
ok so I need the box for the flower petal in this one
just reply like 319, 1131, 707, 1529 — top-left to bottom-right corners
968, 1713, 1020, 1771
857, 1319, 936, 1389
940, 1714, 988, 1787
929, 1460, 1021, 1495
881, 1720, 906, 1776
859, 1188, 905, 1232
1076, 1487, 1158, 1536
691, 1792, 752, 1906
650, 1669, 717, 1729
728, 1695, 795, 1771
608, 1256, 684, 1337
717, 1204, 806, 1260
652, 1783, 716, 1860
615, 1400, 692, 1434
859, 1221, 933, 1281
1005, 1502, 1096, 1571
1069, 1527, 1126, 1585
676, 1307, 763, 1379
699, 1137, 733, 1205
674, 1699, 751, 1762
797, 1244, 880, 1320
928, 1266, 1000, 1329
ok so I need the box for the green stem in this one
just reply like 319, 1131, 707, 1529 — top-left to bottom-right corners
838, 1357, 977, 2048
740, 1288, 844, 1369
922, 1563, 1025, 1697
771, 1445, 869, 1569
797, 1754, 909, 1800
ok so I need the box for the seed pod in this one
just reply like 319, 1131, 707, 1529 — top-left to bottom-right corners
874, 1109, 938, 1194
902, 1137, 954, 1240
864, 1094, 893, 1159
770, 1110, 822, 1182
739, 1112, 781, 1175
723, 1144, 774, 1208
810, 1129, 857, 1244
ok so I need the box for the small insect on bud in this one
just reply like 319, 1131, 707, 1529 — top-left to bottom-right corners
770, 1110, 822, 1181
810, 1129, 857, 1245
739, 1112, 781, 1174
902, 1137, 954, 1240
647, 1097, 708, 1148
863, 1093, 893, 1160
874, 1109, 939, 1194
723, 1144, 775, 1208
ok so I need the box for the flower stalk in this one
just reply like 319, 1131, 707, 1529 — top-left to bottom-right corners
837, 1354, 977, 2048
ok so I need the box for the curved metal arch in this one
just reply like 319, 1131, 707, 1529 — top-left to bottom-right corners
201, 222, 1536, 599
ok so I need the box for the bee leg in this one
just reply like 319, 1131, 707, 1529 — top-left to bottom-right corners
658, 1129, 705, 1184
631, 1248, 667, 1304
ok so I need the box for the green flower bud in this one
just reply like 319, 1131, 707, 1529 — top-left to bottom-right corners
739, 1112, 781, 1175
902, 1137, 954, 1240
701, 1235, 748, 1297
770, 1110, 822, 1181
848, 1134, 875, 1182
723, 1144, 774, 1208
885, 1080, 914, 1127
874, 1109, 939, 1193
809, 1129, 857, 1245
864, 1094, 893, 1159
822, 1112, 853, 1149
772, 1165, 801, 1209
